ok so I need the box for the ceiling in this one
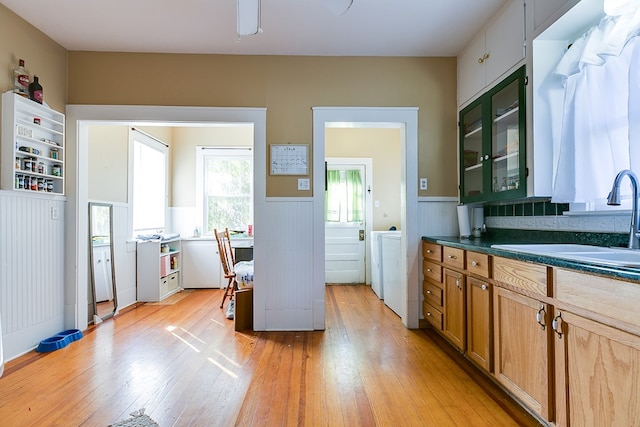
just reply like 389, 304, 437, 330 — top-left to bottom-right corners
1, 0, 507, 57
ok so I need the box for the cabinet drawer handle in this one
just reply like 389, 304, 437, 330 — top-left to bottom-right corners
536, 306, 546, 330
481, 284, 487, 291
426, 249, 433, 253
426, 290, 432, 295
478, 53, 490, 64
448, 255, 457, 260
552, 311, 563, 339
426, 268, 432, 272
426, 311, 432, 317
471, 261, 478, 267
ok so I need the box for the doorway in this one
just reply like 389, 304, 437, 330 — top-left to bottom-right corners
312, 107, 419, 328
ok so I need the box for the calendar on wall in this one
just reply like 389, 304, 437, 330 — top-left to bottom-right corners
270, 144, 309, 175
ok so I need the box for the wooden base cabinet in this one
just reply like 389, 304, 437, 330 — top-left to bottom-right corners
443, 268, 466, 351
466, 277, 492, 372
494, 287, 553, 422
553, 310, 640, 426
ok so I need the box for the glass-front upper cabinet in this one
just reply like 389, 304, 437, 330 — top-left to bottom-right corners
460, 65, 526, 203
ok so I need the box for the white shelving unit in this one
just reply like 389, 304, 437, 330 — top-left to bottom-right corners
136, 238, 181, 302
1, 91, 65, 194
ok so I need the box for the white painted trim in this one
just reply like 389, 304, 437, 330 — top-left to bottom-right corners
312, 106, 420, 329
65, 105, 267, 332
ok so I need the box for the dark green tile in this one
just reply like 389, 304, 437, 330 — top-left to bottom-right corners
544, 202, 557, 216
534, 202, 544, 216
523, 202, 534, 216
557, 203, 570, 214
514, 203, 524, 216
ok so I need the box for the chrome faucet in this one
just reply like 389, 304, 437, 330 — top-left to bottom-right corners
607, 169, 640, 249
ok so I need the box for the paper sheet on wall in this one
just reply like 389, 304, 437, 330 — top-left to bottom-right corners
270, 145, 308, 175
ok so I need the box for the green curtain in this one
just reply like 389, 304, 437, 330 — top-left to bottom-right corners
346, 169, 364, 222
325, 169, 364, 222
325, 170, 341, 222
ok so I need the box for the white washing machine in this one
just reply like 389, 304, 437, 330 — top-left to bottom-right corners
370, 230, 401, 301
381, 233, 402, 316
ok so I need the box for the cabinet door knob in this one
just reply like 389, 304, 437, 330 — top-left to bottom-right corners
483, 154, 490, 160
478, 52, 490, 63
481, 284, 487, 291
426, 268, 432, 272
426, 290, 432, 295
426, 249, 432, 253
426, 311, 432, 317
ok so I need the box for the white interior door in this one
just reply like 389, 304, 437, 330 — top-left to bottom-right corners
325, 161, 370, 284
325, 222, 365, 283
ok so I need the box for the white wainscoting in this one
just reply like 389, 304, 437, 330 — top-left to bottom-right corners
254, 199, 316, 331
0, 191, 66, 360
418, 197, 459, 237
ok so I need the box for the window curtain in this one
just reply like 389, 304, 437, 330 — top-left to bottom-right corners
325, 170, 341, 222
325, 169, 364, 222
551, 3, 640, 204
345, 169, 364, 222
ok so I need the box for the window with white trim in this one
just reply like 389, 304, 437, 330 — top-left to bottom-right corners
197, 147, 253, 235
131, 129, 168, 235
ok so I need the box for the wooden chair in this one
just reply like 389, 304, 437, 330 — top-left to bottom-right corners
215, 228, 237, 309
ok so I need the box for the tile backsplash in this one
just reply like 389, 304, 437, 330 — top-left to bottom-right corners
484, 200, 632, 234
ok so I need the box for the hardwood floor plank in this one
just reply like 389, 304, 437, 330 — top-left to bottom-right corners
0, 286, 541, 426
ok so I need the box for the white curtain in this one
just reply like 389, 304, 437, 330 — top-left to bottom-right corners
551, 2, 640, 204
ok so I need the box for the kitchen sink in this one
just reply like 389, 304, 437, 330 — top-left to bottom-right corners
491, 244, 640, 267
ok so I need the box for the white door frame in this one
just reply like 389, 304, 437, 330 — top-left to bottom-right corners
312, 107, 420, 328
325, 157, 373, 284
64, 105, 266, 331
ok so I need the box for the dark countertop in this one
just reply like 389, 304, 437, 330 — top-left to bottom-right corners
422, 235, 640, 283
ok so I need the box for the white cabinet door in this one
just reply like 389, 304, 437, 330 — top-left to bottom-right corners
458, 32, 487, 106
485, 0, 525, 85
458, 0, 525, 107
182, 240, 222, 288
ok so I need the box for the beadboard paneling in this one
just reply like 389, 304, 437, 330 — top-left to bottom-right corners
0, 192, 65, 360
256, 199, 315, 330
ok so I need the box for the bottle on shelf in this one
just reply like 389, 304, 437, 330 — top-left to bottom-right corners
13, 59, 29, 98
28, 75, 43, 104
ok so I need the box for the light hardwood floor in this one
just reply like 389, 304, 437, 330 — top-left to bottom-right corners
0, 286, 540, 426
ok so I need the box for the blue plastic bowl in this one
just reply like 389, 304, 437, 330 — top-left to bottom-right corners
36, 336, 68, 353
57, 329, 83, 343
36, 329, 83, 353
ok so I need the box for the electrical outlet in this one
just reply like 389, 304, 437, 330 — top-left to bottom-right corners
50, 206, 59, 220
297, 178, 310, 191
420, 178, 428, 190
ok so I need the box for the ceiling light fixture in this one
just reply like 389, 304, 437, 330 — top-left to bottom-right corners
237, 0, 261, 37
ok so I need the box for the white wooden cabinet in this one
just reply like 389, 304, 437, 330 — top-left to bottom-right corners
181, 239, 222, 288
528, 0, 573, 36
457, 0, 526, 106
136, 238, 181, 301
1, 91, 65, 194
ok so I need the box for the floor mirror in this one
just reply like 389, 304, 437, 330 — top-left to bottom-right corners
89, 202, 118, 322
